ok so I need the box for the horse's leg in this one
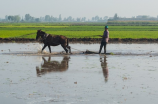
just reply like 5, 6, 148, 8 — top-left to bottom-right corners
42, 57, 47, 63
42, 44, 47, 53
48, 56, 51, 62
67, 39, 71, 53
61, 44, 68, 53
66, 38, 71, 53
67, 46, 71, 53
48, 45, 51, 53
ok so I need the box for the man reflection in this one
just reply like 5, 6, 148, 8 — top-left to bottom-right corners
36, 56, 70, 77
100, 56, 109, 82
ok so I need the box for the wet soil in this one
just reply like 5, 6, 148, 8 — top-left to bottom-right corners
0, 43, 158, 104
0, 38, 158, 43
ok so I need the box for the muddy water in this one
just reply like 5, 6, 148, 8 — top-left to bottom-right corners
0, 43, 158, 104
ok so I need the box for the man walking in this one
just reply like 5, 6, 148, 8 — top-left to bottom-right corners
99, 26, 109, 54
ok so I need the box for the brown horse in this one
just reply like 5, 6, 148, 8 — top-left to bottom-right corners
36, 30, 71, 53
36, 56, 70, 77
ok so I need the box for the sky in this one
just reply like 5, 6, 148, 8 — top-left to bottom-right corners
0, 0, 158, 19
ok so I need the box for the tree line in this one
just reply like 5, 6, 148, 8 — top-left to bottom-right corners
2, 14, 108, 22
2, 13, 157, 23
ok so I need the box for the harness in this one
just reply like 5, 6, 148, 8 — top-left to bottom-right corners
42, 34, 60, 45
42, 34, 49, 43
44, 34, 49, 39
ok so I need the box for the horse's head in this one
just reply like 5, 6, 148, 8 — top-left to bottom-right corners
36, 30, 41, 40
36, 29, 45, 40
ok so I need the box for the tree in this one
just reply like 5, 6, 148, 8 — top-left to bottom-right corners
103, 16, 108, 20
8, 16, 13, 21
142, 15, 149, 19
25, 14, 31, 21
5, 15, 8, 20
7, 15, 21, 22
99, 17, 102, 21
95, 15, 99, 21
77, 18, 81, 22
82, 17, 86, 21
67, 16, 72, 21
114, 13, 118, 20
14, 15, 21, 22
59, 14, 62, 21
92, 17, 95, 21
35, 18, 40, 22
45, 15, 51, 21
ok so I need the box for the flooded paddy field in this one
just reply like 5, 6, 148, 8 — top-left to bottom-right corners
0, 43, 158, 104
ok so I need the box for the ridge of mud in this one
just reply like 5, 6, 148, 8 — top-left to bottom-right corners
0, 38, 158, 43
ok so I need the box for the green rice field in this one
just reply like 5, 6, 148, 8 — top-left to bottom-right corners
0, 23, 158, 39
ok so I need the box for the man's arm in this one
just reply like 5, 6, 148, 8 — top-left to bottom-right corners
107, 31, 109, 39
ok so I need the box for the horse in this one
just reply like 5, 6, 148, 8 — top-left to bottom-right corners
36, 29, 71, 53
36, 56, 70, 77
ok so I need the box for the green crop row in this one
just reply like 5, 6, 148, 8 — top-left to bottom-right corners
0, 23, 158, 39
13, 31, 158, 39
1, 25, 158, 31
0, 30, 35, 38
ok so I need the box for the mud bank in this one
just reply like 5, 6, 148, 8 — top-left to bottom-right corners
0, 38, 158, 43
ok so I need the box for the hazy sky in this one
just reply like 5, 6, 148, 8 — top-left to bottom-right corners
0, 0, 158, 19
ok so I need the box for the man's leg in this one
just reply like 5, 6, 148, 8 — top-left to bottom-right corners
99, 42, 104, 54
104, 42, 107, 54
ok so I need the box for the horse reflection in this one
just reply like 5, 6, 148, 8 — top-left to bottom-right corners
36, 56, 70, 77
100, 56, 109, 82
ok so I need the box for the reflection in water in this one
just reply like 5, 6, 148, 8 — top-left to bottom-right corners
36, 56, 70, 77
100, 56, 109, 82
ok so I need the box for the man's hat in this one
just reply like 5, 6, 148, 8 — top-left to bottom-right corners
105, 26, 108, 29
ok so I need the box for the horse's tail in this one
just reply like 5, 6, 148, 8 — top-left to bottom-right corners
67, 38, 69, 46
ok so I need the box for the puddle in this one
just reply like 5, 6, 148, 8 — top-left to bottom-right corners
0, 43, 158, 104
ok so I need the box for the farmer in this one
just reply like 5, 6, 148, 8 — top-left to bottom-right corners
100, 56, 109, 81
99, 26, 109, 54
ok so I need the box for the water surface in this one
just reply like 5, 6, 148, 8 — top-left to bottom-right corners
0, 43, 158, 104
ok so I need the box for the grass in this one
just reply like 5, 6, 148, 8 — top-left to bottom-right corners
0, 22, 158, 39
109, 31, 158, 39
0, 30, 35, 38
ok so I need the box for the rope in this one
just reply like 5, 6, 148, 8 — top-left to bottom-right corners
71, 47, 84, 52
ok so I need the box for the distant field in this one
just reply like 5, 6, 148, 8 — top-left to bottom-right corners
107, 21, 158, 26
0, 23, 158, 39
